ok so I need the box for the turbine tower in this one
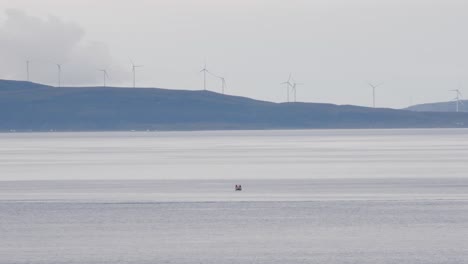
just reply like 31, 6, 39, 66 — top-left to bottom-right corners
368, 82, 383, 108
291, 79, 303, 103
220, 77, 227, 94
56, 64, 62, 88
99, 69, 109, 87
207, 70, 226, 94
281, 74, 293, 102
26, 60, 30, 82
450, 89, 464, 112
130, 59, 143, 88
213, 75, 226, 94
200, 63, 209, 91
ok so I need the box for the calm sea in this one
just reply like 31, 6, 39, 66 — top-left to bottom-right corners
1, 129, 467, 263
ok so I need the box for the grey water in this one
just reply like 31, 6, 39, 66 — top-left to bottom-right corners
1, 129, 468, 263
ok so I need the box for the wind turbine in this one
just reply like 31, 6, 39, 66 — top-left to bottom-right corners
281, 74, 293, 102
130, 59, 143, 88
26, 60, 30, 82
56, 64, 62, 88
291, 79, 303, 103
368, 82, 383, 108
213, 75, 227, 94
98, 69, 109, 87
200, 63, 209, 91
220, 77, 227, 94
450, 89, 464, 112
206, 70, 226, 94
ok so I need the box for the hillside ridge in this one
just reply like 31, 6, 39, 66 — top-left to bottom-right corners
1, 79, 468, 131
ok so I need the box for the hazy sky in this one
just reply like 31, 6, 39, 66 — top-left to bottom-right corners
1, 0, 467, 108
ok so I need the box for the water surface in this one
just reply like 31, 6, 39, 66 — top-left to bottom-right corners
1, 129, 467, 264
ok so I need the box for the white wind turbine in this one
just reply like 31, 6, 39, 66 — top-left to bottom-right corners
26, 60, 31, 82
368, 82, 384, 108
291, 79, 303, 103
56, 64, 62, 88
207, 70, 227, 94
220, 77, 227, 94
450, 89, 464, 112
130, 59, 143, 88
99, 69, 109, 87
200, 62, 209, 91
281, 74, 293, 102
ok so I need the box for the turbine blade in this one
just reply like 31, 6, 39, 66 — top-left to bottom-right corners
368, 82, 384, 88
207, 70, 220, 78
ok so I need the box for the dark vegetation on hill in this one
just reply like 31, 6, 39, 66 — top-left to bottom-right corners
406, 101, 467, 113
1, 79, 468, 131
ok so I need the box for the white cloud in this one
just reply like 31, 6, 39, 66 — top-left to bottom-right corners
0, 9, 124, 86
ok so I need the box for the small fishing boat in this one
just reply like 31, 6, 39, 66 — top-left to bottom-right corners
235, 185, 242, 191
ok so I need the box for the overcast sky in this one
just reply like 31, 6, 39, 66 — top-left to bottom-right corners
1, 0, 467, 108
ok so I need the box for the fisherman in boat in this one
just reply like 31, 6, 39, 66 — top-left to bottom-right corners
235, 185, 242, 191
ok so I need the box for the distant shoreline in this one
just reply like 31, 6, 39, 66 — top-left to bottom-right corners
2, 127, 468, 135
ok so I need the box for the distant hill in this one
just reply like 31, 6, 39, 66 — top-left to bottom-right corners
1, 79, 468, 131
406, 101, 468, 113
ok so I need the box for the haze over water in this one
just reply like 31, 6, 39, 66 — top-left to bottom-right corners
1, 129, 468, 263
2, 129, 468, 182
